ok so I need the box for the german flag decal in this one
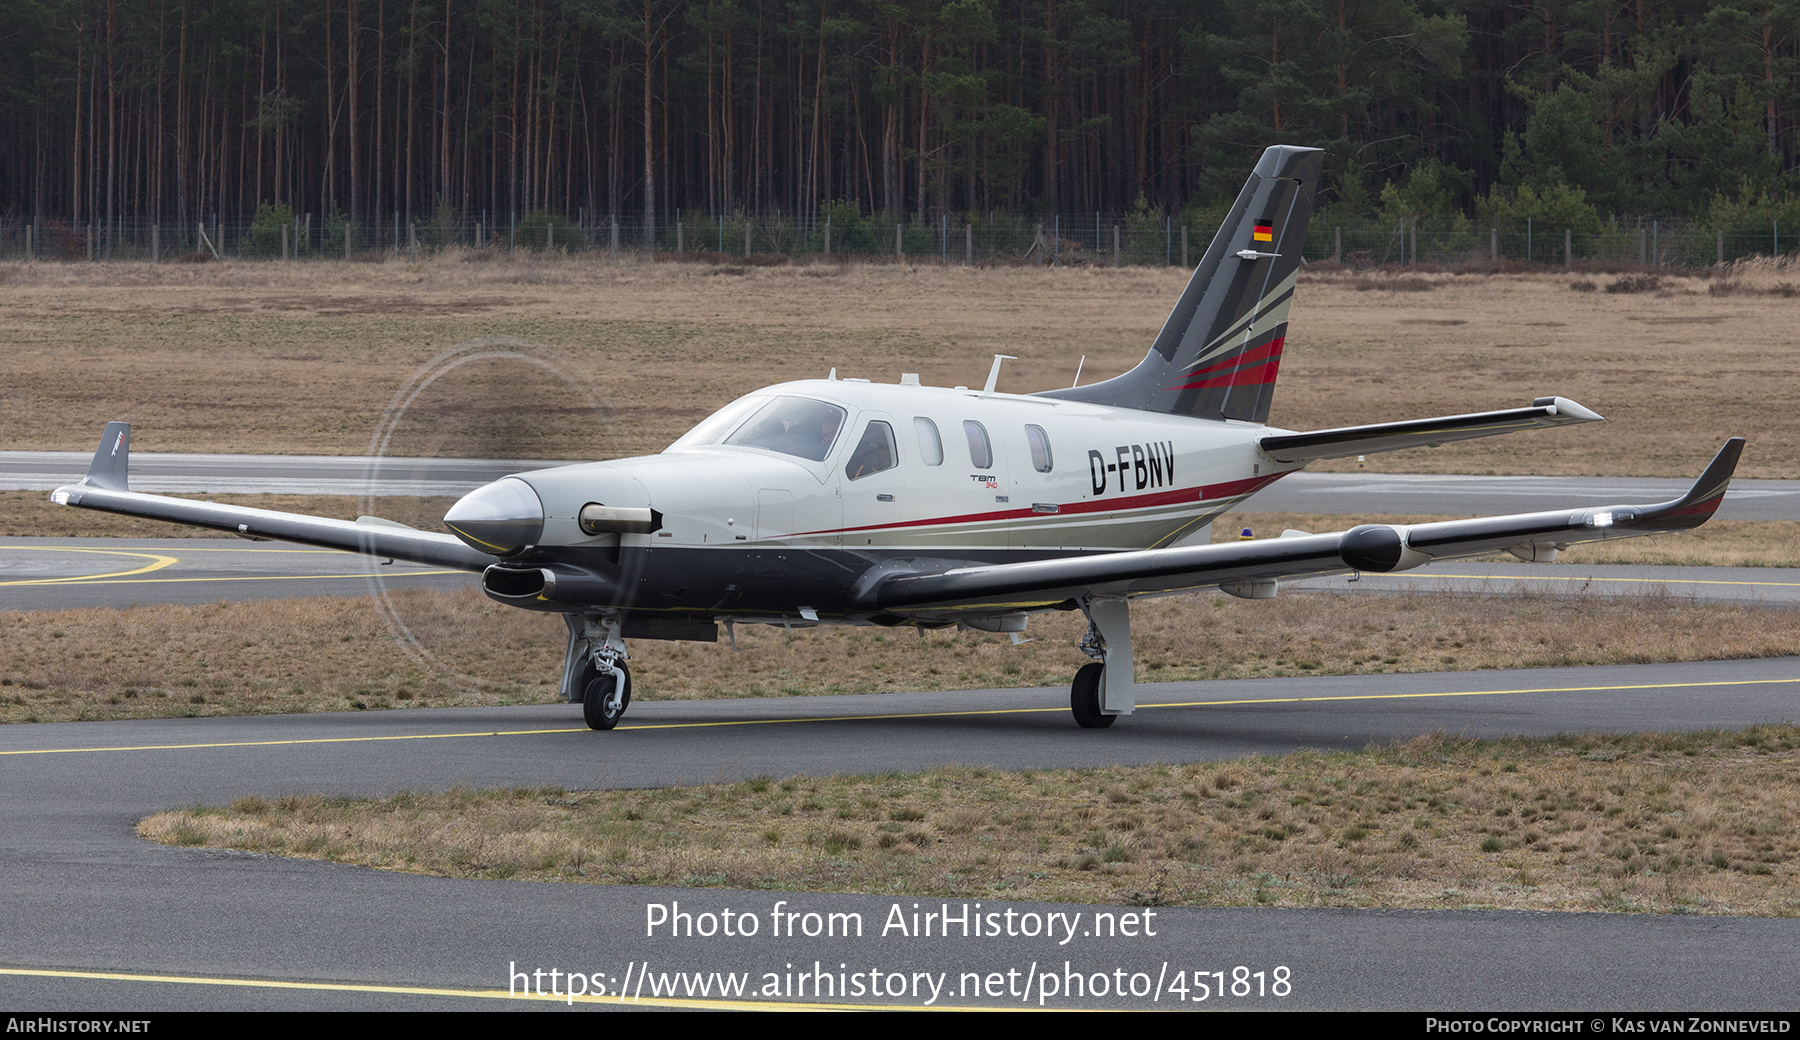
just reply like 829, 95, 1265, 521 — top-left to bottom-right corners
1253, 219, 1274, 242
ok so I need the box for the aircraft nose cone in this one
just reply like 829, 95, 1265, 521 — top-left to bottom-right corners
443, 477, 544, 556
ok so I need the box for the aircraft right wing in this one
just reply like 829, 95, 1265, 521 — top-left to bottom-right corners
852, 438, 1744, 618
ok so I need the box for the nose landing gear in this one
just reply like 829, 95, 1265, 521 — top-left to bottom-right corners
562, 613, 632, 730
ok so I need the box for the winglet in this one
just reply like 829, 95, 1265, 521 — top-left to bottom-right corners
83, 422, 133, 492
1651, 437, 1744, 528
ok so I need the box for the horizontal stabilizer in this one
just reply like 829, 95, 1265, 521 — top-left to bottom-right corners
1259, 397, 1602, 464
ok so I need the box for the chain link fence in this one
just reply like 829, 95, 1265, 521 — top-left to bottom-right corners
0, 212, 1790, 269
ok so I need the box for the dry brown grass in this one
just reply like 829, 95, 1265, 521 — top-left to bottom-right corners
1, 257, 1794, 477
139, 726, 1800, 915
6, 587, 1795, 724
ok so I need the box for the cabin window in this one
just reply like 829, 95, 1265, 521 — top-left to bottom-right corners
845, 421, 899, 480
723, 396, 847, 462
1025, 425, 1053, 473
913, 417, 943, 466
963, 421, 993, 469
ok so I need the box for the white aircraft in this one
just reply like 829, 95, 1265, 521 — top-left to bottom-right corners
54, 145, 1743, 730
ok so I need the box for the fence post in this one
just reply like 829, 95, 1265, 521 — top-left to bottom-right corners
1034, 224, 1044, 265
896, 223, 903, 259
1183, 226, 1190, 268
1564, 228, 1572, 268
1639, 226, 1646, 264
152, 224, 160, 262
88, 224, 95, 261
1411, 224, 1418, 266
823, 219, 831, 255
965, 223, 973, 267
196, 222, 203, 255
344, 223, 351, 260
1113, 225, 1120, 266
745, 221, 752, 258
1717, 228, 1724, 265
282, 223, 289, 261
409, 223, 418, 261
549, 223, 555, 251
394, 211, 400, 253
1491, 227, 1497, 262
610, 217, 619, 258
1333, 226, 1340, 264
675, 222, 683, 253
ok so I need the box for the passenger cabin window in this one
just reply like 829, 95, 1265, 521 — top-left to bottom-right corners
963, 421, 993, 469
913, 417, 944, 466
845, 421, 899, 480
1025, 425, 1053, 473
722, 396, 847, 462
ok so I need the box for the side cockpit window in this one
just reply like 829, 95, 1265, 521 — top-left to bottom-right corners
845, 421, 899, 480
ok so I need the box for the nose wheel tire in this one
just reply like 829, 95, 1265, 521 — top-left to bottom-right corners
583, 665, 631, 730
1070, 662, 1114, 729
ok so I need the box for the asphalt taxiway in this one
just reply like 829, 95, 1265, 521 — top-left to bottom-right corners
4, 659, 1800, 1010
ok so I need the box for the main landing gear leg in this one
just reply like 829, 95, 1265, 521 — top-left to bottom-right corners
1070, 597, 1135, 729
561, 614, 631, 730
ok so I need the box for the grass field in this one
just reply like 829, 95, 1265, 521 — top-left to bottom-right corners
5, 586, 1795, 724
2, 255, 1795, 477
140, 725, 1800, 915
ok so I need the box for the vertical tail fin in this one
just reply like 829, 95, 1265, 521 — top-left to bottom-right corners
1041, 145, 1324, 423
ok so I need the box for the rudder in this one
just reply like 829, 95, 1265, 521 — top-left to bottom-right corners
1041, 145, 1324, 423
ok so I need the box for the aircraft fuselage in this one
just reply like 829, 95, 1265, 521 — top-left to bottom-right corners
461, 377, 1304, 627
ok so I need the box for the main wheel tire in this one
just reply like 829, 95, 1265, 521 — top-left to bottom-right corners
582, 664, 631, 730
570, 655, 601, 704
1070, 662, 1114, 729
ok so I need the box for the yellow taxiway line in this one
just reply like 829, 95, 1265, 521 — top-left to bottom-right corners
0, 547, 178, 585
6, 674, 1799, 757
0, 966, 974, 1011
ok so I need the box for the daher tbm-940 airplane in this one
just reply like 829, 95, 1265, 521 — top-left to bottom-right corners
54, 145, 1744, 730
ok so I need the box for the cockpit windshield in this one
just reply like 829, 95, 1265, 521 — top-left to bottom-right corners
722, 397, 848, 461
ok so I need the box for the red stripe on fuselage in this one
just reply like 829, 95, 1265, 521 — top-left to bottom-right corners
786, 473, 1284, 538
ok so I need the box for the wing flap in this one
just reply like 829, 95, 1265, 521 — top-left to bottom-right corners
1259, 397, 1603, 464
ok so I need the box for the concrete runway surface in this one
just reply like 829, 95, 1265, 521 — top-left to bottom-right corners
4, 659, 1800, 1010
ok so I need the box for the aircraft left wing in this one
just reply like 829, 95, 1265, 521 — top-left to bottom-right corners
51, 422, 493, 572
853, 438, 1744, 616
